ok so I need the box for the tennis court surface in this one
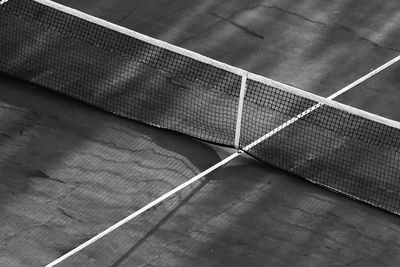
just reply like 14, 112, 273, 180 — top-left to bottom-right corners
1, 0, 400, 266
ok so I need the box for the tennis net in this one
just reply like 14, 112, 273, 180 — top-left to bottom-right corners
1, 0, 400, 215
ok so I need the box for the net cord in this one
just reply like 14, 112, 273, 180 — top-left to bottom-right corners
235, 71, 249, 149
32, 0, 400, 131
45, 52, 400, 266
33, 0, 244, 76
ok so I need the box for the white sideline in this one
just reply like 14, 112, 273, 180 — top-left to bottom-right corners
328, 55, 400, 100
45, 152, 242, 267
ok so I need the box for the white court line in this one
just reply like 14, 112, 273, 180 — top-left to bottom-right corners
45, 152, 242, 267
0, 0, 9, 5
13, 0, 396, 265
244, 55, 400, 151
328, 55, 400, 100
46, 53, 400, 266
243, 103, 323, 151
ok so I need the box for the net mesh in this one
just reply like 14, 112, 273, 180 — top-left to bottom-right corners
1, 0, 400, 214
241, 78, 400, 213
0, 0, 241, 146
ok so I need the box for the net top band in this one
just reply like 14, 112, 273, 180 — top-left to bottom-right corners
31, 0, 400, 132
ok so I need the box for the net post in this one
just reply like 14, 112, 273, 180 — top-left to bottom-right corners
234, 71, 248, 150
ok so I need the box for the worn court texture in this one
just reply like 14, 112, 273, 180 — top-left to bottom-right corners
0, 0, 400, 266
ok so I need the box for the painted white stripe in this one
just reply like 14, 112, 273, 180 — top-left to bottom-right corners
244, 103, 323, 151
327, 55, 400, 100
45, 152, 242, 267
45, 53, 400, 266
244, 55, 400, 150
247, 67, 400, 130
6, 1, 397, 265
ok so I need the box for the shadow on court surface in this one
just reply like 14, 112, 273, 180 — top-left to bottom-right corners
72, 156, 400, 267
0, 75, 224, 266
1, 0, 400, 266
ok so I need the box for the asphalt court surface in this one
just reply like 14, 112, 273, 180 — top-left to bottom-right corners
1, 0, 400, 266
